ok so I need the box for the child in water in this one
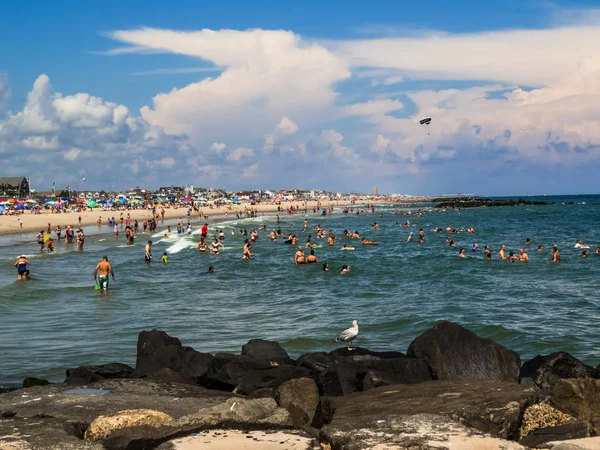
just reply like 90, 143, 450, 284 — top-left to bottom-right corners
161, 252, 168, 263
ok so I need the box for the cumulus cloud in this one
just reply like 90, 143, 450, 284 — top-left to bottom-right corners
210, 142, 226, 153
264, 117, 298, 152
227, 147, 254, 161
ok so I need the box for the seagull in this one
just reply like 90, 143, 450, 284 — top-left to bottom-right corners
335, 320, 359, 350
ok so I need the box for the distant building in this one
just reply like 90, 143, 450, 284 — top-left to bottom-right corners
0, 177, 30, 198
373, 186, 379, 196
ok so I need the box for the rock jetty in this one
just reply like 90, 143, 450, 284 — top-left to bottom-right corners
1, 321, 599, 449
433, 197, 548, 208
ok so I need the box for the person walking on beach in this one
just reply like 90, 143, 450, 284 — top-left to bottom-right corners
93, 256, 115, 291
145, 240, 153, 262
14, 255, 31, 280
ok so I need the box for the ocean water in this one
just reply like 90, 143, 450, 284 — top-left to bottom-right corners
1, 195, 599, 386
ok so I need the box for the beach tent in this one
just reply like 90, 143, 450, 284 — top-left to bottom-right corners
87, 200, 98, 207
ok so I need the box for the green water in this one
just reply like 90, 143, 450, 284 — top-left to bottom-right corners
1, 195, 599, 385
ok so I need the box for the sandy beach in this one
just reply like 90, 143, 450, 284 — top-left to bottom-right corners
0, 200, 362, 237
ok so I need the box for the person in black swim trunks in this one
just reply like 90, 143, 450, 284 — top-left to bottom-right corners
14, 255, 31, 280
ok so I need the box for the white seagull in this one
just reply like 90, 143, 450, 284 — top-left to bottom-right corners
335, 320, 359, 349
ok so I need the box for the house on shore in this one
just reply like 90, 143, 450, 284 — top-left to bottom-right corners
0, 177, 30, 198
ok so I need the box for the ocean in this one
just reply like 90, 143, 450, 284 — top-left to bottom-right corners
1, 195, 599, 387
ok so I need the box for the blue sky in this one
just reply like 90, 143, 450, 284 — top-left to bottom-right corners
1, 0, 600, 195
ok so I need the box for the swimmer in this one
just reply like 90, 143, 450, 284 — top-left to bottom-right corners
294, 246, 306, 265
210, 237, 224, 255
508, 251, 519, 262
551, 246, 561, 262
323, 263, 329, 272
472, 243, 479, 252
197, 238, 207, 252
486, 252, 492, 261
458, 248, 466, 258
207, 266, 215, 274
582, 250, 589, 258
418, 228, 424, 244
145, 240, 153, 262
14, 255, 31, 280
161, 252, 168, 263
574, 239, 590, 249
306, 249, 319, 264
448, 239, 455, 247
499, 245, 507, 260
407, 232, 413, 242
483, 245, 491, 255
93, 256, 115, 291
596, 246, 600, 254
341, 244, 355, 251
538, 245, 543, 252
519, 248, 529, 262
341, 264, 351, 274
242, 240, 254, 260
525, 238, 531, 245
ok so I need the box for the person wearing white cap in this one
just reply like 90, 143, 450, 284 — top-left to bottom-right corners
14, 255, 31, 280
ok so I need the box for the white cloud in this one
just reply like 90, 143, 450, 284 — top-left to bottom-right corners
264, 117, 298, 151
337, 25, 600, 86
369, 134, 391, 155
210, 142, 226, 153
63, 148, 81, 161
242, 163, 259, 178
227, 147, 254, 161
106, 28, 350, 148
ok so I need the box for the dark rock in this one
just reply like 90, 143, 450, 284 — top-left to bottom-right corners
327, 379, 538, 440
23, 377, 50, 388
358, 357, 433, 391
329, 347, 405, 360
519, 352, 596, 392
551, 378, 600, 435
275, 378, 320, 427
0, 417, 102, 449
407, 321, 520, 381
134, 329, 213, 382
434, 197, 547, 209
319, 359, 362, 397
148, 368, 198, 385
519, 422, 590, 448
65, 363, 135, 384
296, 352, 335, 378
200, 353, 312, 395
241, 339, 295, 365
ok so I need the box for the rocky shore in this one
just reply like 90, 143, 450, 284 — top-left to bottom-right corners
433, 197, 549, 208
1, 322, 599, 450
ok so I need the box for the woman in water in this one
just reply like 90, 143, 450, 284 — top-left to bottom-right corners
322, 263, 329, 272
341, 264, 351, 274
458, 248, 466, 258
14, 255, 31, 279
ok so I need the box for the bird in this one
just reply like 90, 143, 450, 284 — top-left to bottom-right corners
335, 320, 359, 350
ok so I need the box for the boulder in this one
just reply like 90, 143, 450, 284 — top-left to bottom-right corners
326, 379, 538, 440
329, 347, 405, 360
200, 353, 312, 395
23, 377, 50, 388
65, 363, 134, 384
321, 413, 529, 450
296, 352, 335, 378
407, 321, 520, 381
84, 408, 174, 441
519, 402, 577, 440
519, 352, 596, 392
552, 378, 600, 435
241, 339, 295, 365
133, 329, 213, 382
319, 359, 362, 397
275, 378, 320, 427
520, 422, 590, 448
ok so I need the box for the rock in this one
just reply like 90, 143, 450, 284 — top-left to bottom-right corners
407, 321, 521, 381
241, 339, 295, 365
519, 352, 596, 392
275, 378, 320, 427
520, 422, 590, 448
321, 412, 529, 450
148, 368, 198, 385
102, 397, 294, 449
326, 379, 538, 440
133, 329, 213, 382
319, 359, 362, 397
84, 408, 174, 441
64, 363, 134, 384
0, 379, 232, 425
200, 353, 312, 395
22, 377, 50, 388
520, 402, 577, 440
358, 356, 433, 391
329, 347, 405, 360
296, 352, 335, 378
552, 378, 600, 435
545, 437, 600, 449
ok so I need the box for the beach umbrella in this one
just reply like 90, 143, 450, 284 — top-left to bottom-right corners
25, 199, 38, 204
61, 197, 71, 201
87, 200, 98, 207
231, 198, 239, 203
77, 199, 86, 204
15, 204, 25, 210
7, 199, 17, 203
46, 200, 57, 205
119, 198, 127, 204
98, 199, 107, 204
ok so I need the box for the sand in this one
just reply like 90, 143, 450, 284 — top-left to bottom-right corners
165, 430, 316, 450
0, 201, 360, 237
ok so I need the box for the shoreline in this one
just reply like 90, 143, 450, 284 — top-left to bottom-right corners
0, 200, 370, 238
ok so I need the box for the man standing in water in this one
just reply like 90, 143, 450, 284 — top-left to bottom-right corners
145, 240, 153, 262
93, 256, 115, 291
201, 223, 208, 239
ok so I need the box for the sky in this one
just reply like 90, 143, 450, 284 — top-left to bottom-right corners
1, 1, 600, 195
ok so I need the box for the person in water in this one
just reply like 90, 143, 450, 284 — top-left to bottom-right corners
209, 237, 224, 254
341, 264, 351, 274
322, 263, 329, 272
582, 250, 589, 258
14, 255, 31, 280
242, 240, 254, 260
499, 244, 507, 260
551, 246, 561, 262
538, 245, 544, 252
294, 246, 305, 265
161, 252, 168, 263
207, 266, 215, 274
519, 248, 529, 262
486, 252, 492, 261
458, 248, 466, 258
508, 251, 519, 262
93, 256, 115, 291
306, 249, 319, 263
145, 240, 153, 262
